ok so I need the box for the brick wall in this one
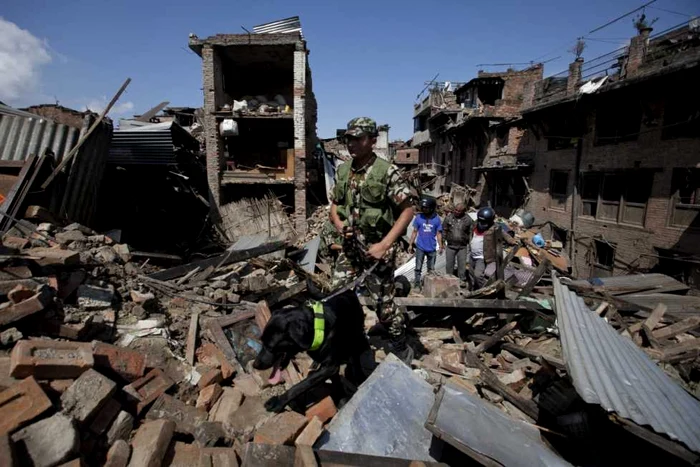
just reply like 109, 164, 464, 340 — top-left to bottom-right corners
525, 104, 700, 278
202, 45, 222, 207
293, 49, 307, 235
396, 148, 419, 164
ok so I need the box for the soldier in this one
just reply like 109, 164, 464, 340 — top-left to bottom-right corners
329, 117, 416, 364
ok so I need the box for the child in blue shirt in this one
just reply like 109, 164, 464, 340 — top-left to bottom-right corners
409, 197, 443, 289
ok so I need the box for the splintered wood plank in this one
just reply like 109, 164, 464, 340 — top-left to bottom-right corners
652, 317, 700, 340
472, 321, 518, 355
185, 311, 199, 366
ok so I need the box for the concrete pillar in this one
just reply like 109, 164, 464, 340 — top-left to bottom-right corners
567, 58, 583, 95
293, 49, 307, 235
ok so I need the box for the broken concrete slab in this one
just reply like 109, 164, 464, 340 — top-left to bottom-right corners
318, 354, 435, 461
146, 394, 208, 435
0, 376, 52, 435
77, 284, 115, 309
11, 413, 79, 467
61, 369, 117, 424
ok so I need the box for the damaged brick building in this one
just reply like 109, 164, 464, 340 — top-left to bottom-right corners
189, 20, 318, 235
412, 20, 700, 285
523, 23, 700, 281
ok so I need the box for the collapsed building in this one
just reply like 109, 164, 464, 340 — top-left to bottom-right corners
412, 20, 700, 285
188, 19, 319, 237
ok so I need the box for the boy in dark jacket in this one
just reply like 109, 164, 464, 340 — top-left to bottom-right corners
443, 203, 472, 287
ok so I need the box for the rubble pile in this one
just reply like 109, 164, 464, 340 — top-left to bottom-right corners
0, 202, 698, 466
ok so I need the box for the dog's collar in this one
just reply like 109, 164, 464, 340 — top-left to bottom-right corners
309, 301, 325, 351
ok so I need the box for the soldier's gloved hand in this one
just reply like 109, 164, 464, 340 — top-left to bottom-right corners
367, 242, 390, 261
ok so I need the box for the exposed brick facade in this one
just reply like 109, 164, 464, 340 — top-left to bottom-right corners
191, 34, 317, 235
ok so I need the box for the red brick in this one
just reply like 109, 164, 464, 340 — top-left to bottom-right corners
295, 416, 323, 447
254, 411, 308, 445
0, 433, 17, 467
122, 368, 174, 414
0, 357, 19, 391
129, 419, 175, 467
422, 275, 459, 298
163, 441, 200, 467
200, 447, 238, 467
46, 379, 75, 395
10, 340, 93, 379
8, 285, 34, 304
197, 383, 223, 411
304, 396, 337, 424
2, 237, 29, 250
93, 342, 146, 382
0, 286, 54, 327
89, 398, 121, 436
233, 373, 260, 397
198, 368, 223, 389
104, 439, 130, 467
197, 343, 235, 380
0, 376, 52, 435
22, 247, 79, 266
209, 387, 244, 424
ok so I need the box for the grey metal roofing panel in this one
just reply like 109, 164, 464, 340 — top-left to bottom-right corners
618, 293, 700, 319
253, 16, 302, 35
428, 383, 572, 466
553, 274, 700, 453
0, 104, 79, 162
109, 121, 199, 165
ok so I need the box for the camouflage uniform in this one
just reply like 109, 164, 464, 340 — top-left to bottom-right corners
331, 118, 415, 340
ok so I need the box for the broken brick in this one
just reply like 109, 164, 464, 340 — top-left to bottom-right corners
304, 396, 337, 424
197, 383, 223, 411
12, 413, 79, 467
199, 368, 223, 389
77, 284, 114, 309
0, 357, 18, 391
295, 416, 324, 447
89, 398, 122, 436
104, 439, 130, 467
0, 286, 54, 327
106, 411, 134, 446
194, 421, 227, 448
129, 419, 175, 467
422, 275, 460, 298
3, 236, 29, 250
209, 387, 244, 425
146, 394, 208, 435
61, 369, 117, 424
163, 441, 200, 467
200, 447, 238, 467
93, 342, 146, 382
122, 368, 174, 414
46, 379, 75, 396
233, 373, 261, 397
23, 247, 80, 267
58, 271, 86, 301
224, 396, 272, 439
10, 339, 93, 379
196, 343, 235, 380
0, 376, 52, 435
0, 327, 23, 347
8, 285, 35, 304
254, 411, 308, 445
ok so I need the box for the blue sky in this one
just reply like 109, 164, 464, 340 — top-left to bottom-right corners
1, 0, 698, 140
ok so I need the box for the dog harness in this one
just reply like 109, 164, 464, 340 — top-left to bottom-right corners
309, 301, 325, 351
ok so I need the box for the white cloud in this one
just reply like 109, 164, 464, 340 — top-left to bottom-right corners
85, 98, 135, 116
0, 17, 51, 102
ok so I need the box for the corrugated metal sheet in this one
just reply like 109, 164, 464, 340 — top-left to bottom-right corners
427, 383, 572, 466
553, 274, 700, 453
619, 293, 700, 320
253, 16, 302, 35
109, 121, 197, 165
0, 104, 80, 162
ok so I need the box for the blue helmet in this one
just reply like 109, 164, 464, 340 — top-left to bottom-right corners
477, 207, 495, 230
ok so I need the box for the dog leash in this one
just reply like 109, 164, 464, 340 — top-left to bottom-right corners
321, 260, 380, 303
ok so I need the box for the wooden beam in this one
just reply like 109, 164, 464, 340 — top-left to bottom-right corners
472, 321, 519, 355
610, 415, 700, 465
42, 78, 132, 189
464, 349, 539, 420
594, 302, 609, 316
268, 281, 307, 307
148, 241, 287, 281
468, 334, 565, 370
659, 338, 700, 362
643, 303, 667, 332
394, 297, 543, 311
204, 319, 245, 375
217, 310, 256, 328
517, 258, 550, 299
652, 317, 700, 340
185, 311, 199, 366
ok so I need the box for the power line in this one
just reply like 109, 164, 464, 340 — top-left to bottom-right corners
588, 0, 657, 34
648, 6, 698, 18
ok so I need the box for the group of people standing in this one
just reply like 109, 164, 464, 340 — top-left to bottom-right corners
409, 197, 499, 291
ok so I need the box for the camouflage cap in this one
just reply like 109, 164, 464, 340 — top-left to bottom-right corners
345, 117, 377, 137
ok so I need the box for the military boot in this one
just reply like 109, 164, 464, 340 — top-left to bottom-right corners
390, 333, 414, 366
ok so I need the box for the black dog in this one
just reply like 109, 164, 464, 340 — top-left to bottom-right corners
253, 289, 373, 412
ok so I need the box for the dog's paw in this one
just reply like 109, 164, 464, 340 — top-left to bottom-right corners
264, 395, 287, 413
